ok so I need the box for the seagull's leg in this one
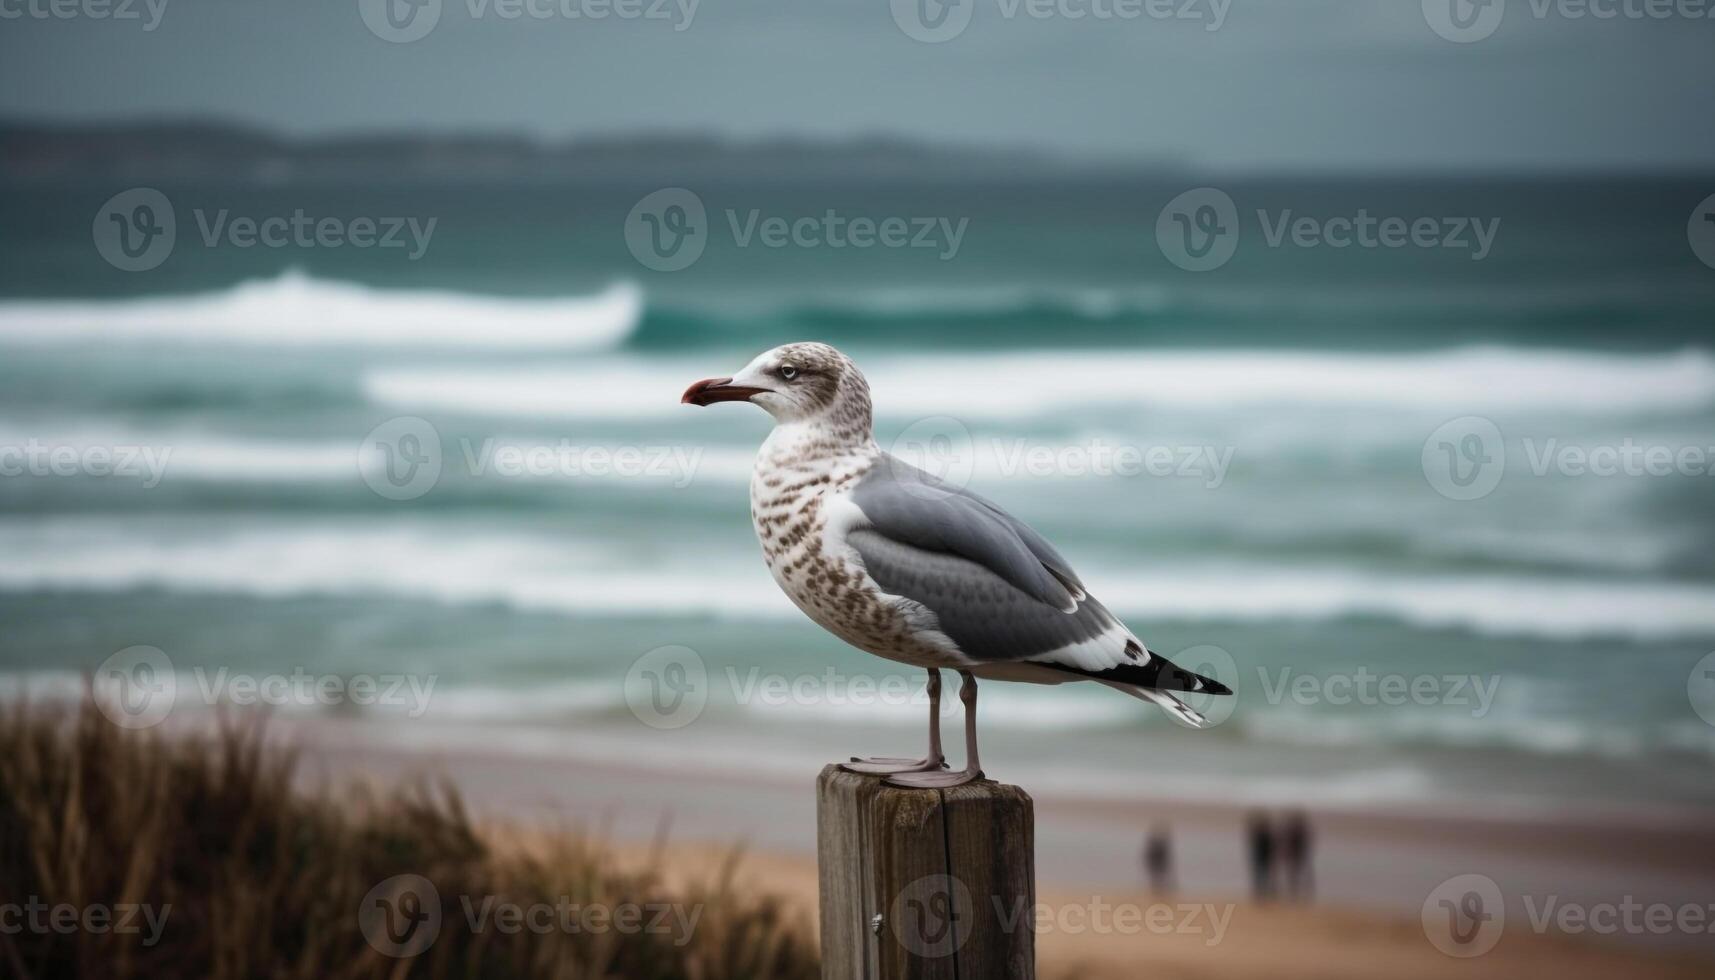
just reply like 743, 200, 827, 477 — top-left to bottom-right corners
841, 668, 948, 775
886, 670, 984, 788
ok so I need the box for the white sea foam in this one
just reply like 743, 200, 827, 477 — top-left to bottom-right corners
0, 424, 357, 481
364, 345, 1715, 419
0, 422, 759, 486
2, 518, 1711, 640
0, 270, 641, 349
0, 519, 797, 619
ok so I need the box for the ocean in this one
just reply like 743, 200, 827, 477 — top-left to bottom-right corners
2, 176, 1713, 818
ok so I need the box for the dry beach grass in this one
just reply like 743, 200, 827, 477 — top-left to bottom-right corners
0, 696, 818, 980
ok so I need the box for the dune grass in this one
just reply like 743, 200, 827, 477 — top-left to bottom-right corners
0, 697, 819, 980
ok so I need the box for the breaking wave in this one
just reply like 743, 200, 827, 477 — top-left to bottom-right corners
0, 270, 642, 349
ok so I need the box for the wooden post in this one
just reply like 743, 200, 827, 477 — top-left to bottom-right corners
817, 765, 1035, 980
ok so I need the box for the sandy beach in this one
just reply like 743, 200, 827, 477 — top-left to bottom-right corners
616, 844, 1715, 980
281, 716, 1715, 978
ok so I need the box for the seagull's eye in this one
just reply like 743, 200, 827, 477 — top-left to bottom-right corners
778, 365, 799, 381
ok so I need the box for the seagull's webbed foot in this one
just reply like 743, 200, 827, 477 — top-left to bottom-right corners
884, 765, 983, 789
886, 670, 984, 789
840, 668, 949, 777
842, 755, 947, 775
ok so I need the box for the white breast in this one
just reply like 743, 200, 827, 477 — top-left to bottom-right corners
748, 430, 962, 669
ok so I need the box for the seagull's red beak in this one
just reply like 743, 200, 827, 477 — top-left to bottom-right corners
681, 377, 767, 406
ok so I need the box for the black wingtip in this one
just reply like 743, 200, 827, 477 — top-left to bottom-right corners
1048, 657, 1234, 696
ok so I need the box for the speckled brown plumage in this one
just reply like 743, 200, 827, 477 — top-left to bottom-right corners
742, 343, 964, 668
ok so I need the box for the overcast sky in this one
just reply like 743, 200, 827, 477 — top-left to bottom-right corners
1, 0, 1711, 172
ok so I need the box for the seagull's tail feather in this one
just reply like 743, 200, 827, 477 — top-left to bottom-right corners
1100, 681, 1211, 728
1046, 651, 1232, 696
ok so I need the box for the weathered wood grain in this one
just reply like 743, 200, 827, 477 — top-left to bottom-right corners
817, 765, 1035, 980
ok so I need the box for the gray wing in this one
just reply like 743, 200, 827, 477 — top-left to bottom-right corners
848, 454, 1139, 671
852, 455, 1086, 612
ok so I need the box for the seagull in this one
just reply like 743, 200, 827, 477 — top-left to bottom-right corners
682, 342, 1231, 788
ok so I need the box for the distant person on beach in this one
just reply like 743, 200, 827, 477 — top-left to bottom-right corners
1247, 811, 1276, 900
1142, 825, 1174, 893
1281, 810, 1314, 900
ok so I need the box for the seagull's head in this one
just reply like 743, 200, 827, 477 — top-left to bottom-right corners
681, 342, 871, 428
